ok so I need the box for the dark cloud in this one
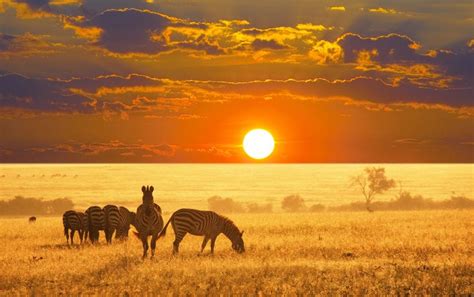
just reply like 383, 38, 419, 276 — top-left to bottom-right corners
14, 0, 50, 11
0, 34, 16, 51
86, 9, 172, 54
337, 33, 474, 87
338, 33, 421, 64
0, 74, 95, 113
68, 8, 211, 55
1, 73, 471, 119
192, 77, 473, 108
251, 39, 288, 50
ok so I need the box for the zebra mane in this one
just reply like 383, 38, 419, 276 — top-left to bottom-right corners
222, 216, 241, 239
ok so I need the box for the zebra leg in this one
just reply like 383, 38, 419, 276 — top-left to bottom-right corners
65, 227, 70, 244
150, 233, 158, 259
79, 230, 84, 244
173, 231, 186, 255
70, 230, 75, 245
210, 236, 217, 254
201, 236, 210, 253
105, 228, 111, 244
141, 235, 149, 259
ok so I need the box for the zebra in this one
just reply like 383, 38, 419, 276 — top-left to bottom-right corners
103, 205, 120, 244
62, 210, 86, 244
134, 185, 164, 259
115, 206, 136, 240
158, 208, 245, 254
85, 206, 105, 243
28, 216, 36, 223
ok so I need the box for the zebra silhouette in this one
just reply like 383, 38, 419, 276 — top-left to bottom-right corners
134, 186, 164, 259
158, 208, 245, 254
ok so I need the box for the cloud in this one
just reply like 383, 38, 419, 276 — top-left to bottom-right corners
64, 8, 227, 56
368, 8, 398, 14
0, 33, 63, 57
0, 73, 95, 113
251, 39, 289, 50
0, 140, 237, 162
336, 33, 474, 87
328, 6, 345, 12
1, 73, 472, 121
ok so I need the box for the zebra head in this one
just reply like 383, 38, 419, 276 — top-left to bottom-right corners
141, 185, 154, 205
232, 230, 245, 253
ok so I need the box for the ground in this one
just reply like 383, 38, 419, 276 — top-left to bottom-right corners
0, 211, 472, 295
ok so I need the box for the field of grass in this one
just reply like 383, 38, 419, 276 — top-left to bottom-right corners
0, 210, 472, 295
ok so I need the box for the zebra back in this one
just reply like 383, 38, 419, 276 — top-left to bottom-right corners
103, 205, 120, 230
85, 206, 105, 230
63, 210, 83, 231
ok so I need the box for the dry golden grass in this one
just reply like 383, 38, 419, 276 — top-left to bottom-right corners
0, 211, 472, 295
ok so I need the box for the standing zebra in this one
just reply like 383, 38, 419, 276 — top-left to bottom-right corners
62, 210, 87, 245
85, 206, 105, 243
134, 186, 163, 259
103, 205, 120, 244
115, 206, 136, 240
158, 208, 245, 254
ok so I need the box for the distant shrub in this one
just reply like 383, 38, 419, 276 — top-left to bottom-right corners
281, 194, 306, 212
330, 192, 474, 211
309, 203, 326, 212
208, 196, 245, 213
0, 196, 74, 216
247, 202, 273, 213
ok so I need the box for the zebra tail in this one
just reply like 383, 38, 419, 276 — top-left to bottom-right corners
158, 215, 173, 239
132, 231, 140, 239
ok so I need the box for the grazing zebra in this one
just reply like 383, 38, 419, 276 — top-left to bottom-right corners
85, 206, 105, 243
28, 216, 36, 223
158, 208, 245, 254
103, 205, 120, 244
134, 185, 164, 259
62, 210, 86, 244
115, 206, 136, 240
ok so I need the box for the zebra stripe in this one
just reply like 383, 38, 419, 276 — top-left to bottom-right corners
103, 205, 120, 244
135, 185, 164, 258
115, 206, 135, 240
85, 206, 105, 243
158, 208, 245, 254
62, 210, 86, 245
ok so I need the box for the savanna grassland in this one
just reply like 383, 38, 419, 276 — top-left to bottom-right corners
0, 211, 472, 295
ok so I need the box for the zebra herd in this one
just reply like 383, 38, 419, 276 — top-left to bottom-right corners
62, 185, 245, 258
62, 205, 134, 245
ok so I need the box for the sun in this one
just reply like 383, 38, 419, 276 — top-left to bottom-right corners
243, 129, 275, 160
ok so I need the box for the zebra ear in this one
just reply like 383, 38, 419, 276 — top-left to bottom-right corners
240, 230, 244, 237
150, 186, 154, 193
141, 186, 146, 193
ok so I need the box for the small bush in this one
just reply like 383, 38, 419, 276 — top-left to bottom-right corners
281, 194, 306, 212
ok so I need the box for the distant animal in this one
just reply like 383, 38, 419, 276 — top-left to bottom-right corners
103, 205, 120, 244
62, 210, 86, 244
134, 186, 164, 259
158, 208, 245, 254
85, 206, 105, 243
29, 216, 37, 223
115, 206, 136, 240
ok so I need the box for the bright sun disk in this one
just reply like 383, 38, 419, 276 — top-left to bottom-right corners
243, 129, 275, 159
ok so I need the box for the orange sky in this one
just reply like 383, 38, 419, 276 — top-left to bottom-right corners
0, 0, 473, 162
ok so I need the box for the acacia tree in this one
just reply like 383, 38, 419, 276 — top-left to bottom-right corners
351, 167, 396, 212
